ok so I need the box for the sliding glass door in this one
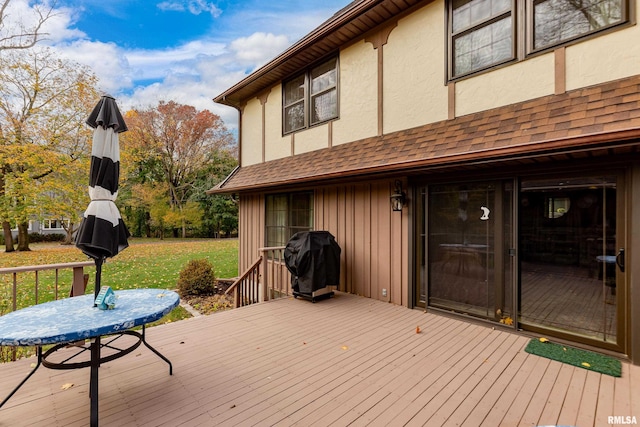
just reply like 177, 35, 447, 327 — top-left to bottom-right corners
519, 174, 625, 348
417, 171, 626, 352
424, 181, 514, 323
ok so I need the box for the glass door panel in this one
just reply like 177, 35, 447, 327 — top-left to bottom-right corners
427, 182, 513, 322
519, 175, 621, 345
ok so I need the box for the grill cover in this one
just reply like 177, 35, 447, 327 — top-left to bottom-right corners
284, 231, 341, 294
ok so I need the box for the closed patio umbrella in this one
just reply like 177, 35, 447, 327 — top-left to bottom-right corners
75, 95, 130, 302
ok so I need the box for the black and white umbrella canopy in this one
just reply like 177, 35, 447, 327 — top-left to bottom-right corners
76, 95, 130, 297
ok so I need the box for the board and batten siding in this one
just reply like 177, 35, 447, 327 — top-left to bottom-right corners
238, 193, 265, 272
238, 179, 410, 307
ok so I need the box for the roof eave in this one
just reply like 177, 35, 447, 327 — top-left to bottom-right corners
213, 0, 431, 106
206, 127, 640, 195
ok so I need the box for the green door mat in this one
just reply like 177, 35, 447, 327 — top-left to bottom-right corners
525, 338, 622, 377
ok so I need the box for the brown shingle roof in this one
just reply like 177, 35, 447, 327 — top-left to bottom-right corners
208, 75, 640, 194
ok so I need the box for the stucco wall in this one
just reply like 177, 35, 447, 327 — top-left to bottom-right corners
293, 123, 329, 155
384, 1, 449, 133
455, 54, 555, 117
565, 18, 640, 91
332, 40, 378, 146
264, 85, 291, 162
240, 98, 262, 166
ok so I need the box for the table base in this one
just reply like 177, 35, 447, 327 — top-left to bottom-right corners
0, 325, 172, 427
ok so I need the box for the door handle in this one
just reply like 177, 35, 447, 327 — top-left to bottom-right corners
616, 248, 625, 273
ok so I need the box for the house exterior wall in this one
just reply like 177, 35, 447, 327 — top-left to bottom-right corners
238, 193, 265, 273
383, 1, 449, 133
454, 54, 555, 117
292, 123, 330, 155
238, 179, 410, 306
457, 13, 640, 116
233, 0, 640, 300
240, 98, 263, 166
565, 21, 640, 91
238, 0, 640, 168
314, 179, 409, 305
332, 40, 378, 146
224, 0, 640, 363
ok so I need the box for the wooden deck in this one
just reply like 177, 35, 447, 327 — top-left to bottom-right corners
1, 292, 638, 426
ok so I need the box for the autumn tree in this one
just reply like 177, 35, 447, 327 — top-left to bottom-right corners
191, 149, 238, 237
0, 0, 55, 51
122, 101, 236, 238
0, 47, 99, 251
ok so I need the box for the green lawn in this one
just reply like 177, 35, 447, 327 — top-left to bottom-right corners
0, 238, 239, 362
0, 238, 238, 314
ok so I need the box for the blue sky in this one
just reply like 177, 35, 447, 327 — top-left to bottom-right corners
6, 0, 352, 130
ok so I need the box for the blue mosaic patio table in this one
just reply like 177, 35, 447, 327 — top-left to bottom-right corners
0, 288, 180, 427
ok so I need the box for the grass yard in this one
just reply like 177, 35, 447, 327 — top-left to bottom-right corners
0, 238, 239, 362
0, 237, 238, 314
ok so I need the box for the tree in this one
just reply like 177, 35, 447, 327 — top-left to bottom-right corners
191, 149, 238, 237
0, 47, 99, 251
123, 102, 236, 238
0, 0, 55, 51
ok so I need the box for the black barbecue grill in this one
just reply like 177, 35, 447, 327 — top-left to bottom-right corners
284, 231, 341, 302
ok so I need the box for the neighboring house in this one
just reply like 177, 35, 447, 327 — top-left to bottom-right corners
208, 0, 640, 364
10, 219, 69, 239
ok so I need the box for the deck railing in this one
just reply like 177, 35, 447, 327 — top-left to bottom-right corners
259, 246, 291, 300
225, 256, 262, 308
225, 246, 291, 308
0, 261, 95, 362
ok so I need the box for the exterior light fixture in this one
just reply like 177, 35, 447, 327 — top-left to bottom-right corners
390, 180, 406, 212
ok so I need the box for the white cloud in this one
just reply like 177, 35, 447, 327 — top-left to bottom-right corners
0, 0, 84, 47
5, 0, 348, 133
53, 40, 133, 94
156, 0, 222, 17
229, 32, 289, 67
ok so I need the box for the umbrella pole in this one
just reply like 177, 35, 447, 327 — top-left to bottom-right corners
94, 257, 104, 306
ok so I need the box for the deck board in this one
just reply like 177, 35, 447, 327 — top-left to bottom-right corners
0, 291, 638, 427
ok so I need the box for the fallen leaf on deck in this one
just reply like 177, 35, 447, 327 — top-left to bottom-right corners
416, 326, 421, 334
61, 383, 74, 390
341, 346, 349, 351
499, 316, 513, 325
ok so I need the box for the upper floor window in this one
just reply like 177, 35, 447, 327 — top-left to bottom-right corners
448, 0, 628, 79
451, 0, 513, 77
532, 0, 624, 50
283, 57, 338, 134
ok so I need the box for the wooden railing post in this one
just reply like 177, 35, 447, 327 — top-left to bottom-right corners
224, 247, 289, 309
261, 251, 268, 303
71, 267, 88, 297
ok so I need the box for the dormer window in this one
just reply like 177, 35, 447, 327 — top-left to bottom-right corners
283, 57, 338, 134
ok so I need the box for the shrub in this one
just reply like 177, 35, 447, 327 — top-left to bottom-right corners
177, 259, 216, 297
27, 233, 65, 243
